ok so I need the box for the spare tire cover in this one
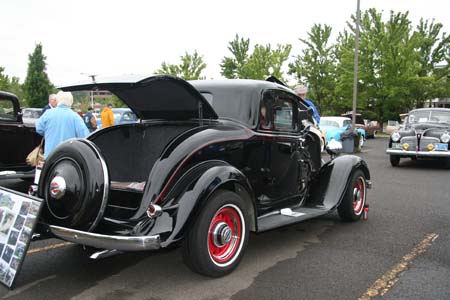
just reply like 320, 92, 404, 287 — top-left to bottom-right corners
38, 139, 109, 231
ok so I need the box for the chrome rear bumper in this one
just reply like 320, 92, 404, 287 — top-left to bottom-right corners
49, 225, 160, 251
386, 149, 450, 157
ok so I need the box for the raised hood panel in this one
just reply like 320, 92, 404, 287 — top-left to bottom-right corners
60, 75, 218, 120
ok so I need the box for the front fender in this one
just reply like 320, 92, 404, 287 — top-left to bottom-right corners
307, 155, 370, 211
158, 162, 255, 247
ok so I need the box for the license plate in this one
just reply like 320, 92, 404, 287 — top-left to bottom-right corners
392, 143, 402, 149
435, 143, 448, 151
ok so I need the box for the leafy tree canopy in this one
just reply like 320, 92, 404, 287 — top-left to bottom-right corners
23, 43, 53, 108
221, 34, 292, 81
155, 50, 207, 80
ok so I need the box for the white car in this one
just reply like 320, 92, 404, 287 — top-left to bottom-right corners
22, 108, 43, 127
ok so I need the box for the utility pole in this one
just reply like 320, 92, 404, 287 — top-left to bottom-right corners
352, 0, 361, 128
81, 73, 97, 109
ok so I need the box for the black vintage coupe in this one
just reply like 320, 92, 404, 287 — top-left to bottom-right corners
1, 75, 371, 278
386, 108, 450, 167
0, 91, 41, 180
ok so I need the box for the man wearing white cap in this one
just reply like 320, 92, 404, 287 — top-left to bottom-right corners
36, 91, 89, 159
294, 84, 320, 124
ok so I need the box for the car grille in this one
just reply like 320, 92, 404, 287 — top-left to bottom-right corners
400, 136, 417, 150
419, 137, 440, 151
400, 136, 441, 151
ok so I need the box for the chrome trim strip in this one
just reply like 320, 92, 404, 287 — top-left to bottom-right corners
49, 225, 160, 251
386, 149, 450, 157
80, 139, 110, 232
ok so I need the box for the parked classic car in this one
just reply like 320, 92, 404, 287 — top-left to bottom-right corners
319, 116, 366, 147
0, 75, 371, 281
96, 107, 138, 129
22, 108, 43, 127
386, 108, 450, 166
0, 91, 42, 180
385, 120, 401, 135
342, 112, 379, 138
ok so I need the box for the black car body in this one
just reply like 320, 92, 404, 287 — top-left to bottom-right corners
0, 91, 42, 180
386, 108, 450, 166
0, 75, 371, 279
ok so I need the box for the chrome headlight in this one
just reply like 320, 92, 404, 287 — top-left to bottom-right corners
440, 133, 450, 143
391, 132, 401, 142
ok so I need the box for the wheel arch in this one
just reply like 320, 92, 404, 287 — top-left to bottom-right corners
159, 162, 256, 247
306, 155, 370, 211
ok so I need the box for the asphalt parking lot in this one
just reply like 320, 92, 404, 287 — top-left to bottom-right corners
0, 137, 449, 300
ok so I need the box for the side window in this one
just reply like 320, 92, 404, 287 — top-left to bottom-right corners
273, 98, 294, 131
259, 90, 297, 132
0, 98, 16, 122
123, 112, 132, 121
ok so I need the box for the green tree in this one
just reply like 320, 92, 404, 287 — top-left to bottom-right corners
155, 50, 207, 80
0, 67, 25, 106
407, 18, 450, 108
336, 9, 419, 123
23, 43, 53, 107
220, 35, 251, 79
0, 67, 9, 91
288, 24, 337, 114
221, 34, 291, 81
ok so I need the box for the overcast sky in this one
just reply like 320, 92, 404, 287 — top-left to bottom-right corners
1, 0, 449, 86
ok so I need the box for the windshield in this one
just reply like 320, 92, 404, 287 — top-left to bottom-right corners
320, 120, 339, 127
408, 110, 450, 125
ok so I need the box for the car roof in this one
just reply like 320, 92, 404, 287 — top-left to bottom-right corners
321, 116, 351, 122
189, 79, 295, 127
409, 108, 450, 113
22, 108, 42, 111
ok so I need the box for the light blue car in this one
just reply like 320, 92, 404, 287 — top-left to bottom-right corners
96, 108, 138, 129
320, 116, 366, 147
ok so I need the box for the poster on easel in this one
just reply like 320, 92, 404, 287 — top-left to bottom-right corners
0, 188, 43, 289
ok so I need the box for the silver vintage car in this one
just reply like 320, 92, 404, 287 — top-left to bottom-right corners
386, 108, 450, 166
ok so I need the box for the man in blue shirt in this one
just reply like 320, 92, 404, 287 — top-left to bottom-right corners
294, 85, 320, 124
36, 91, 89, 159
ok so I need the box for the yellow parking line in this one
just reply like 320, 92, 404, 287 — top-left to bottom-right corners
358, 233, 439, 300
27, 242, 72, 254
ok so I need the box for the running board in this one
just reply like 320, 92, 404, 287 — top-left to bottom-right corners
0, 170, 35, 180
257, 206, 329, 232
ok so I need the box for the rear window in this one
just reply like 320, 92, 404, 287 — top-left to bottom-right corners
0, 99, 16, 121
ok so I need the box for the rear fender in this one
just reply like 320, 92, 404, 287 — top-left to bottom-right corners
307, 155, 370, 210
159, 162, 255, 247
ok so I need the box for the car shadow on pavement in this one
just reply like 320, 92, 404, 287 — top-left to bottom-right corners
395, 158, 450, 170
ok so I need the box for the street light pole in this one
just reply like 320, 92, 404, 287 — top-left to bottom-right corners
352, 0, 361, 128
81, 73, 97, 109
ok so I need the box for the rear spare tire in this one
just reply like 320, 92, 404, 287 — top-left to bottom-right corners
38, 139, 109, 231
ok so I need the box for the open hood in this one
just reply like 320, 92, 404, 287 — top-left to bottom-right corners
59, 75, 218, 120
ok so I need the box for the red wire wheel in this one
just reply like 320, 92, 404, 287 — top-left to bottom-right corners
207, 204, 244, 267
352, 176, 366, 216
182, 190, 249, 277
338, 169, 367, 222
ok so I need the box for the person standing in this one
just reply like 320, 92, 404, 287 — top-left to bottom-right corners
294, 85, 320, 124
84, 107, 98, 132
41, 94, 57, 115
101, 103, 114, 128
36, 91, 89, 159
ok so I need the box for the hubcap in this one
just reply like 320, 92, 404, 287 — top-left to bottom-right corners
353, 177, 366, 215
50, 176, 66, 199
212, 222, 233, 247
207, 204, 244, 267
